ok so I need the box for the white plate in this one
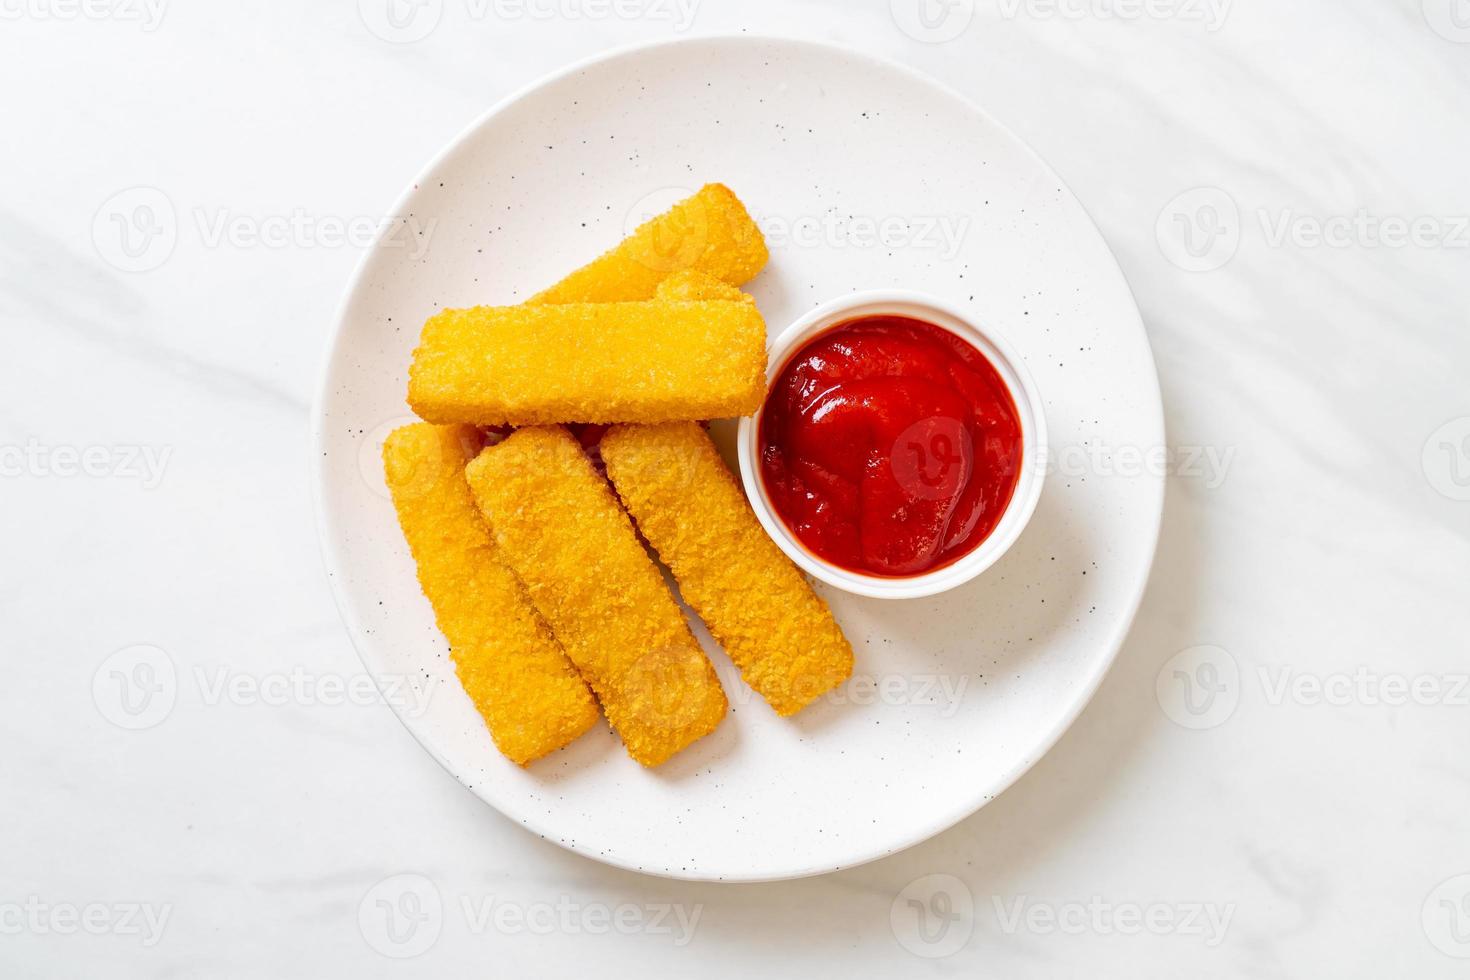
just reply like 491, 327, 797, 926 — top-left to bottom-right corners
312, 36, 1164, 882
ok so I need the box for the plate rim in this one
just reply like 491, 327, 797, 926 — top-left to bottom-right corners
309, 33, 1167, 883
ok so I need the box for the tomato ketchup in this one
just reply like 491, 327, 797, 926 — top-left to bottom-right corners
758, 315, 1023, 577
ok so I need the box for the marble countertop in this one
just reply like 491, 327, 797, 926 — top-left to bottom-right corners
3, 1, 1467, 976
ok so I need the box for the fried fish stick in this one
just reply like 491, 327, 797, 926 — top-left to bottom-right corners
383, 424, 600, 765
601, 422, 855, 716
408, 300, 765, 426
529, 184, 768, 304
654, 270, 754, 304
464, 427, 727, 767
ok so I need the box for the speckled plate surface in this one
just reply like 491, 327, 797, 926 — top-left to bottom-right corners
312, 36, 1164, 882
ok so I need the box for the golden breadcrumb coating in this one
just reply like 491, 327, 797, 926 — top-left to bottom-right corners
408, 300, 766, 426
529, 184, 768, 304
382, 423, 599, 765
654, 270, 755, 304
601, 422, 855, 716
464, 426, 727, 767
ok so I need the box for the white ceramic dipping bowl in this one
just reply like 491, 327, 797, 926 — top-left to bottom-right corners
736, 290, 1047, 600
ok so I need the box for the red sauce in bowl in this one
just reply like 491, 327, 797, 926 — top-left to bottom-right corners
758, 315, 1024, 577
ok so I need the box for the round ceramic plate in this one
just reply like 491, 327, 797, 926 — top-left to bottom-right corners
313, 36, 1164, 882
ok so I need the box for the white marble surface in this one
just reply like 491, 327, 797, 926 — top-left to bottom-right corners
2, 0, 1467, 976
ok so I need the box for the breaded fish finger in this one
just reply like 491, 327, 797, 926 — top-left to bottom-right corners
464, 426, 727, 767
530, 183, 768, 304
383, 423, 600, 765
601, 422, 855, 716
654, 270, 754, 304
408, 300, 765, 426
